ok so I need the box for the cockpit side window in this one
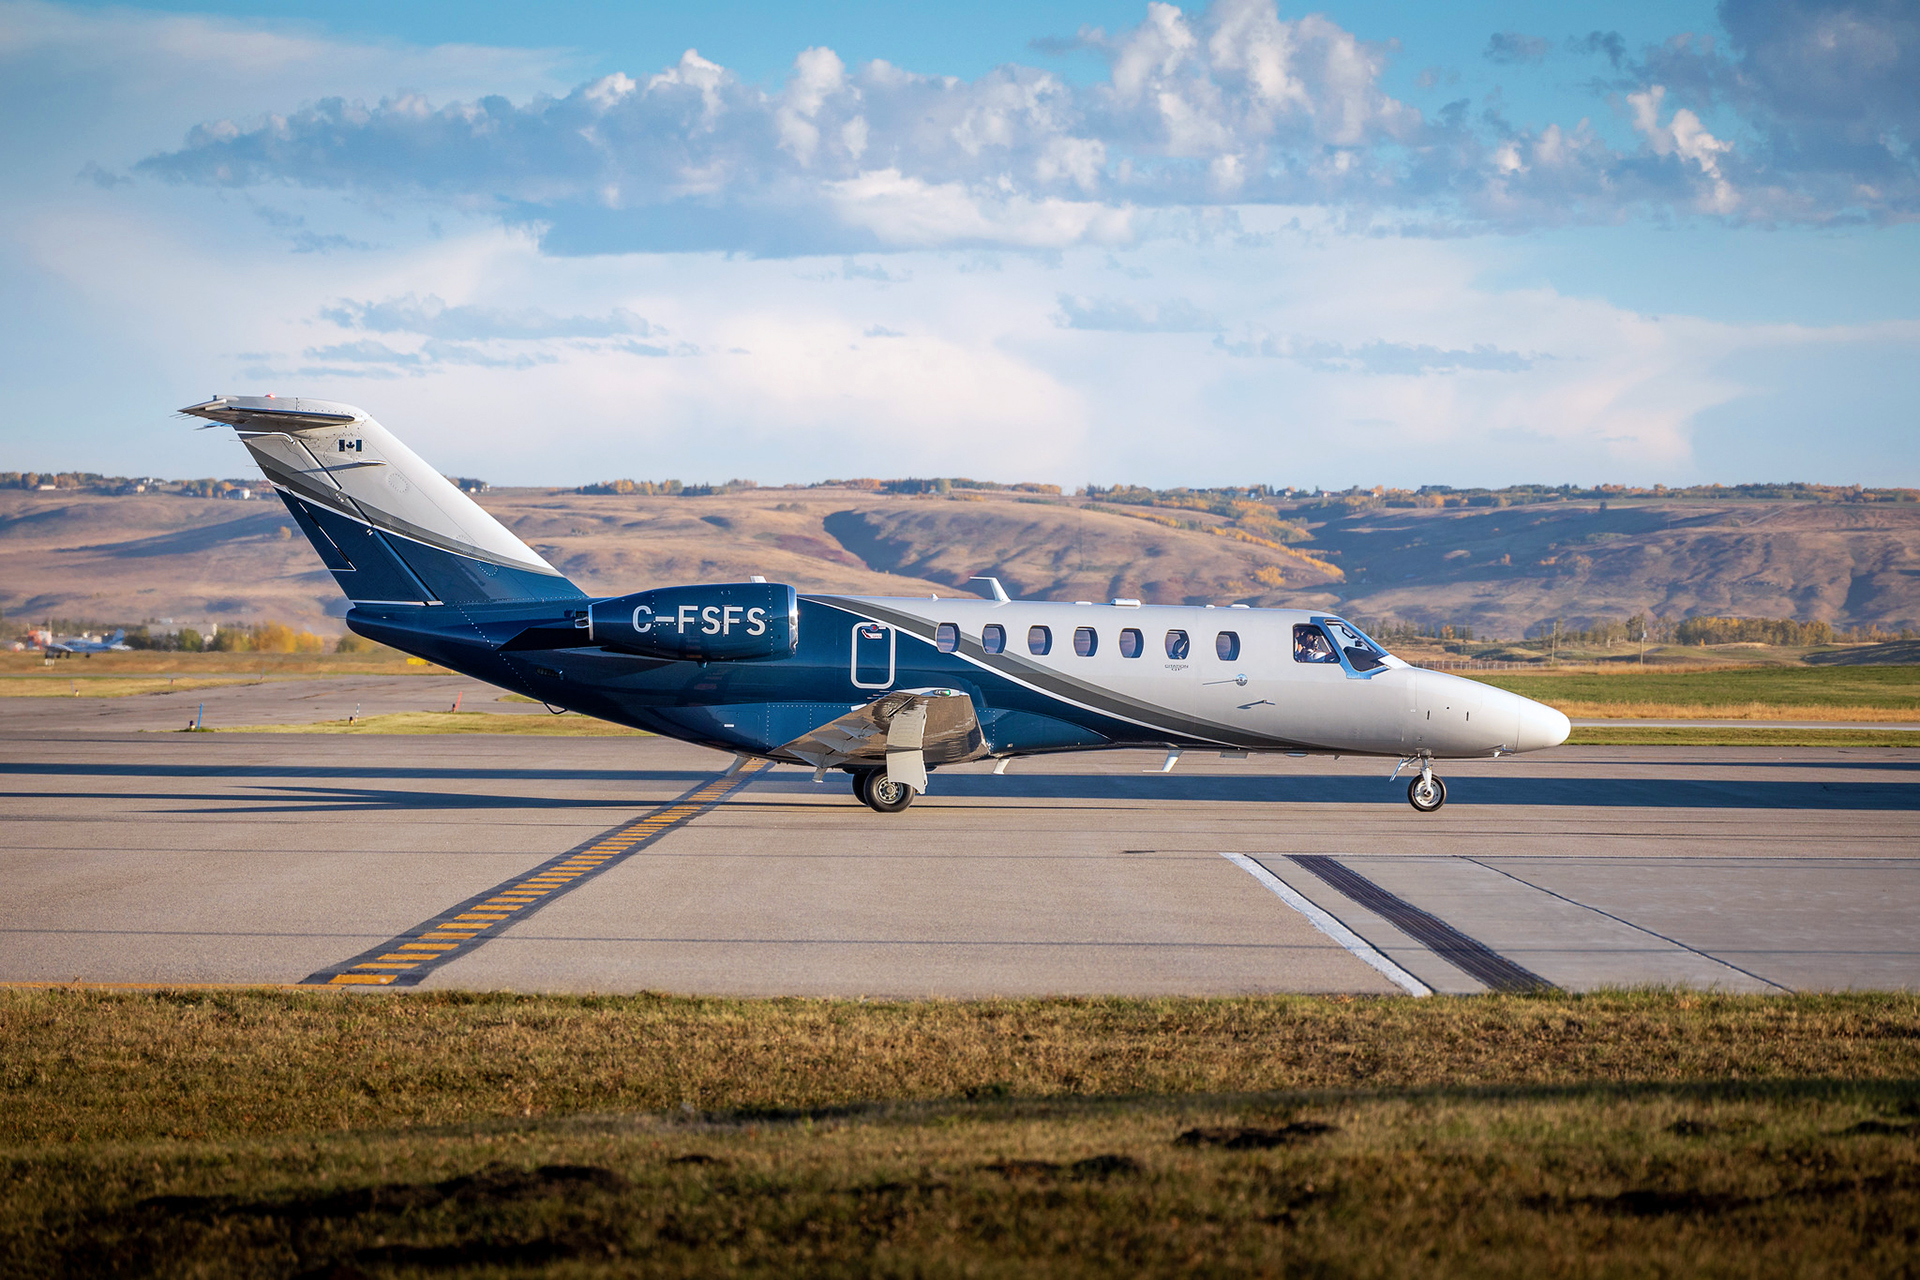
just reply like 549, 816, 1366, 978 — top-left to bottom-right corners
1293, 623, 1340, 664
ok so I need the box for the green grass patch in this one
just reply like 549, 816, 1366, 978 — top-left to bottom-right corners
2, 991, 1918, 1275
1470, 663, 1920, 711
1568, 727, 1920, 747
209, 711, 648, 736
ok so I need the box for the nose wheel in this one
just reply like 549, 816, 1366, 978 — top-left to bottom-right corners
852, 768, 918, 813
1407, 771, 1447, 812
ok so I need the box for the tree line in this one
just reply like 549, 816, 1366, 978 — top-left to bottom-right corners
120, 623, 380, 654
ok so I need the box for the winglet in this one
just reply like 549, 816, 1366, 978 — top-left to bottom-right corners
968, 575, 1011, 603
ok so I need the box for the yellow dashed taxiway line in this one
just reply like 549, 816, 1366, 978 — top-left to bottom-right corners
299, 762, 771, 987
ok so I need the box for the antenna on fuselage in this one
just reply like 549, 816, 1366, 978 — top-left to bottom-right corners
969, 575, 1011, 603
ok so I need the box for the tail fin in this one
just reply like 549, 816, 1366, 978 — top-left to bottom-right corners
180, 396, 584, 607
106, 630, 124, 645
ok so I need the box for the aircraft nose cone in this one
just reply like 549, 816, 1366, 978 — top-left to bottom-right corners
1514, 698, 1571, 752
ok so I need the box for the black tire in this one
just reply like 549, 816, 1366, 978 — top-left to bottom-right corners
850, 768, 878, 801
1407, 775, 1447, 812
863, 772, 917, 813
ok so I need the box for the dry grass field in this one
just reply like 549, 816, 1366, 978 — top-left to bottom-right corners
2, 990, 1916, 1276
0, 650, 437, 678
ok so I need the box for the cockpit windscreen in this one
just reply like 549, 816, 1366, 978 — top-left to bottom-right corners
1324, 619, 1387, 671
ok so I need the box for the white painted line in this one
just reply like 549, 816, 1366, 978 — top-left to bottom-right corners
1221, 852, 1431, 997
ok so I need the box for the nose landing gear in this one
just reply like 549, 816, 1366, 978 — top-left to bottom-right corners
1407, 766, 1447, 813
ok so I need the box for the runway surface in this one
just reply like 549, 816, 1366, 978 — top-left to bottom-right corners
3, 697, 1916, 996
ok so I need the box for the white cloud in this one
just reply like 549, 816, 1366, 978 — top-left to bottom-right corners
116, 0, 1920, 250
1629, 85, 1738, 214
1055, 293, 1221, 332
823, 170, 1135, 249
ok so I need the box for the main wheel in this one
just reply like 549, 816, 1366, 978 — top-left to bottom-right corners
1407, 775, 1447, 812
850, 768, 878, 801
862, 771, 917, 813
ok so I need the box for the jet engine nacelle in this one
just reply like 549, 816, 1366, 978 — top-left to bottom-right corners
588, 582, 798, 661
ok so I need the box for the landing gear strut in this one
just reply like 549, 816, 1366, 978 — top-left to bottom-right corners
852, 767, 917, 813
1407, 765, 1447, 813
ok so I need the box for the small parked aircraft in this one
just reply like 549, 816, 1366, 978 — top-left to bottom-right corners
41, 629, 129, 658
182, 396, 1569, 812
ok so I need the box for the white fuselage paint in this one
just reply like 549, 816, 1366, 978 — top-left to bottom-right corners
819, 596, 1572, 760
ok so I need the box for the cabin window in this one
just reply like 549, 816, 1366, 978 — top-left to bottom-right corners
1165, 629, 1190, 659
982, 624, 1006, 655
1216, 631, 1240, 661
1073, 626, 1097, 657
1293, 623, 1339, 664
1119, 627, 1144, 658
935, 622, 959, 653
1028, 625, 1052, 656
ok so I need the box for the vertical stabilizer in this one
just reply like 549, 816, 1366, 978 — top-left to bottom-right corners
180, 396, 585, 606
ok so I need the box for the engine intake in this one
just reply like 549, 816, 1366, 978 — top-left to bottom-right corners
588, 582, 798, 661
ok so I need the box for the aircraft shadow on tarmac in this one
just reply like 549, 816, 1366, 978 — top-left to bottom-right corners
780, 773, 1920, 811
4, 765, 1917, 813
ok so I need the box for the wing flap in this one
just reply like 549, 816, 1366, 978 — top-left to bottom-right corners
773, 687, 985, 789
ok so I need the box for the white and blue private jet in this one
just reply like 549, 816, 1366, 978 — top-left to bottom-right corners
183, 395, 1570, 812
41, 629, 129, 658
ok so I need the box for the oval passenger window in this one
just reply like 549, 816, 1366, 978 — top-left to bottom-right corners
935, 622, 959, 653
1216, 631, 1240, 661
1029, 625, 1052, 656
982, 624, 1005, 655
1165, 629, 1190, 659
1119, 628, 1143, 658
1073, 626, 1097, 657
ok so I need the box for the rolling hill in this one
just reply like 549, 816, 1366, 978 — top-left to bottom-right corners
2, 484, 1915, 639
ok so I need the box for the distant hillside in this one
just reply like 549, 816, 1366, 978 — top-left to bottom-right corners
1293, 498, 1920, 636
0, 486, 1342, 634
2, 485, 1915, 639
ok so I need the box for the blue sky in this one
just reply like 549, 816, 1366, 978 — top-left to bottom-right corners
2, 0, 1915, 489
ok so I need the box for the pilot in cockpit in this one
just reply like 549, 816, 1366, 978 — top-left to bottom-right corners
1293, 624, 1339, 664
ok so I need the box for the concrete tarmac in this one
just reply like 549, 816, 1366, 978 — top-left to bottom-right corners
2, 700, 1916, 996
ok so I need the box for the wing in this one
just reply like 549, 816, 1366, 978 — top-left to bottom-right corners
772, 687, 986, 792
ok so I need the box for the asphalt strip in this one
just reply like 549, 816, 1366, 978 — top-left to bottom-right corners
1283, 854, 1559, 995
299, 761, 772, 988
1220, 852, 1431, 997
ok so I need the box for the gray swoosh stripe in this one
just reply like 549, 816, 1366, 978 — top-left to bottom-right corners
252, 453, 565, 578
811, 596, 1312, 751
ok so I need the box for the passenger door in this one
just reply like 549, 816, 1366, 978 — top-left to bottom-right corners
850, 621, 895, 690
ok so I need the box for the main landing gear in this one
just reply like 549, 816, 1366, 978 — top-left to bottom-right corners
850, 767, 917, 813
